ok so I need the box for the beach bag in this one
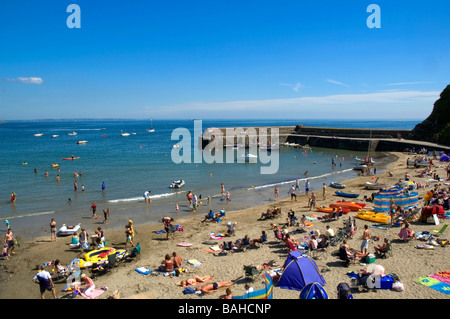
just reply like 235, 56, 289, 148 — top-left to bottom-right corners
337, 283, 351, 299
183, 287, 195, 294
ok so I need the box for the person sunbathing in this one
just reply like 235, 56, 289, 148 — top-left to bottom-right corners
195, 280, 235, 294
177, 276, 214, 288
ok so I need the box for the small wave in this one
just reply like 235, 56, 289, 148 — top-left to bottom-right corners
108, 192, 177, 203
249, 169, 353, 190
3, 211, 55, 220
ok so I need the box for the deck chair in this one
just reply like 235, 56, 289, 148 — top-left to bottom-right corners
243, 265, 263, 280
433, 223, 448, 236
376, 242, 393, 259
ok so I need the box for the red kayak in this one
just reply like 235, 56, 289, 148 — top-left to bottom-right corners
330, 201, 366, 211
315, 207, 350, 214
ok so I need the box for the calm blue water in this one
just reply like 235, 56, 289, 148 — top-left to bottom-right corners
0, 119, 419, 240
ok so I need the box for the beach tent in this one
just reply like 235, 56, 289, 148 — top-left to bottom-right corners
299, 282, 328, 299
232, 272, 273, 299
373, 187, 419, 212
440, 154, 450, 162
276, 252, 326, 291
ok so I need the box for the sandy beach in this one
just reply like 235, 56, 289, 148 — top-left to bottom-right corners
1, 151, 449, 300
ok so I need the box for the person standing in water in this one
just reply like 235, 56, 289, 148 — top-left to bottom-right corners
91, 202, 99, 218
101, 182, 106, 191
274, 186, 279, 200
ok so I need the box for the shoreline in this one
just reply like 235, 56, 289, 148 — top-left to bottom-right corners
1, 151, 450, 299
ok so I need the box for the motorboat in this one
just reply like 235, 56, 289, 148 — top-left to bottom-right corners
34, 133, 43, 137
68, 131, 77, 136
173, 144, 181, 149
121, 131, 131, 137
57, 223, 81, 236
353, 164, 367, 171
52, 134, 59, 138
77, 140, 88, 144
169, 180, 185, 189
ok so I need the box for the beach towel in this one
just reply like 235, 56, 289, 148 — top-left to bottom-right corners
154, 230, 165, 234
209, 232, 225, 240
80, 288, 106, 299
187, 259, 202, 267
135, 267, 152, 275
430, 272, 450, 285
209, 245, 221, 251
417, 276, 450, 295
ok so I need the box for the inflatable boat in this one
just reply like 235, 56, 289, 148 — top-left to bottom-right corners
329, 182, 346, 189
76, 247, 127, 268
169, 180, 185, 189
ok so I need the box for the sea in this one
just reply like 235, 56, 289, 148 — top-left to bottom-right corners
0, 119, 420, 240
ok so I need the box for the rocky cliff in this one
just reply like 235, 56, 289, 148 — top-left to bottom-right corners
410, 85, 450, 146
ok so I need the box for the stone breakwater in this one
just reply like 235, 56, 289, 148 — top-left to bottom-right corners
201, 126, 450, 152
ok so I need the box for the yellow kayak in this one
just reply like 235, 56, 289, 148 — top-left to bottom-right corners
76, 247, 127, 268
355, 210, 390, 224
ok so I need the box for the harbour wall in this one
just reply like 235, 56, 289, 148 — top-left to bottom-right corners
201, 126, 450, 153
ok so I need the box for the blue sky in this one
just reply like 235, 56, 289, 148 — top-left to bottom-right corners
0, 0, 449, 120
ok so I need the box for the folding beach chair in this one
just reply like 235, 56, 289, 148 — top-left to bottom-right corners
433, 223, 448, 236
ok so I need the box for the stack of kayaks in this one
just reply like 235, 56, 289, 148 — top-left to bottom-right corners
355, 210, 390, 223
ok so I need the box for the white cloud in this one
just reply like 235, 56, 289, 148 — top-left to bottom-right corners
279, 82, 303, 92
147, 90, 440, 119
6, 77, 44, 84
326, 79, 350, 87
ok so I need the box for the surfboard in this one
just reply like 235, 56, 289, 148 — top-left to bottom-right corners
177, 242, 192, 247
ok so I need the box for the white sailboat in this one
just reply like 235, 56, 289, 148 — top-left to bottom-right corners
147, 118, 155, 132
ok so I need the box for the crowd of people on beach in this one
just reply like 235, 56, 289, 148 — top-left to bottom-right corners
7, 149, 450, 299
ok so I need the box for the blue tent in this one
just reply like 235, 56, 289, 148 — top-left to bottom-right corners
440, 154, 450, 162
299, 282, 328, 299
276, 252, 326, 291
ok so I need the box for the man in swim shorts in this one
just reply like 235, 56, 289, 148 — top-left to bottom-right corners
195, 280, 234, 294
32, 265, 57, 299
